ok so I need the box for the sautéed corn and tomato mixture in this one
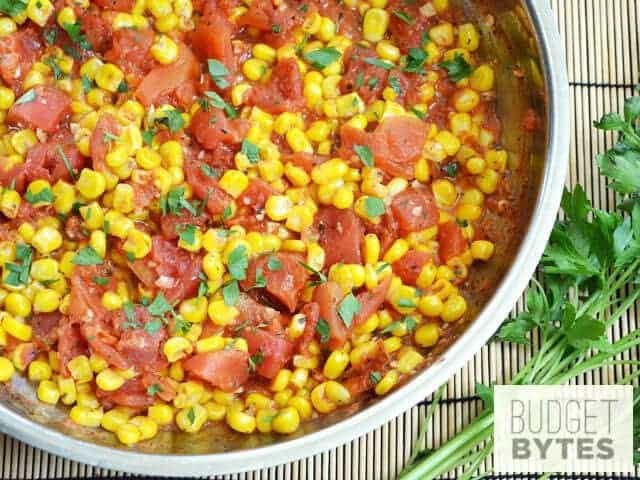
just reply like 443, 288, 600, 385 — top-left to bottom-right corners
0, 0, 506, 445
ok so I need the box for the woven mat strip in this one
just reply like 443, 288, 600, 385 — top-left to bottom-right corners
1, 0, 639, 478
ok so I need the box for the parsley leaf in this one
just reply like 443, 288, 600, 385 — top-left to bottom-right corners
24, 187, 55, 204
267, 255, 283, 271
173, 316, 192, 335
222, 279, 240, 306
316, 318, 331, 343
393, 10, 414, 25
144, 319, 164, 335
200, 164, 219, 178
178, 224, 197, 246
208, 59, 230, 89
0, 0, 26, 17
369, 371, 382, 384
203, 91, 238, 118
186, 407, 196, 424
253, 267, 267, 289
15, 89, 36, 105
271, 24, 281, 33
439, 53, 473, 82
442, 162, 459, 177
299, 261, 327, 285
354, 145, 374, 167
161, 187, 198, 216
81, 74, 92, 93
411, 107, 427, 120
72, 246, 103, 266
337, 292, 361, 327
304, 47, 341, 69
388, 75, 402, 95
142, 129, 156, 146
92, 276, 109, 286
363, 57, 394, 70
147, 384, 163, 396
155, 109, 185, 133
381, 316, 418, 334
227, 245, 249, 280
355, 72, 364, 89
62, 21, 92, 51
248, 351, 264, 372
4, 244, 32, 287
122, 301, 140, 329
365, 196, 386, 217
147, 293, 173, 317
241, 139, 261, 164
404, 47, 427, 74
57, 146, 78, 181
43, 57, 64, 80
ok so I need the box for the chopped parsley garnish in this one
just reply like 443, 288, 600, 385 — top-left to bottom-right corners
365, 196, 386, 217
304, 47, 341, 70
267, 255, 283, 271
81, 74, 92, 93
43, 26, 57, 45
117, 80, 129, 93
393, 10, 414, 25
397, 298, 417, 308
316, 318, 331, 344
57, 146, 77, 180
208, 59, 230, 89
200, 164, 220, 178
144, 319, 164, 335
248, 351, 264, 372
376, 262, 390, 274
442, 162, 459, 177
253, 267, 267, 289
203, 91, 238, 118
155, 108, 185, 133
173, 316, 192, 335
62, 21, 92, 51
299, 261, 327, 285
411, 107, 427, 120
4, 243, 32, 287
24, 187, 55, 204
368, 77, 379, 89
227, 245, 249, 280
369, 371, 382, 384
222, 279, 240, 306
160, 186, 198, 216
122, 301, 139, 329
298, 3, 308, 12
178, 224, 197, 246
147, 384, 163, 396
0, 0, 26, 17
241, 139, 261, 164
354, 71, 364, 89
388, 75, 402, 95
363, 57, 394, 70
142, 129, 156, 146
221, 205, 233, 222
43, 57, 64, 80
186, 407, 196, 424
404, 47, 427, 74
354, 145, 374, 167
147, 293, 173, 317
15, 89, 36, 105
72, 246, 103, 266
337, 292, 361, 327
271, 24, 281, 33
92, 276, 109, 286
439, 53, 473, 82
381, 316, 417, 334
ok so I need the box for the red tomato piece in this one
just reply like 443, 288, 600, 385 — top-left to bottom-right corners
0, 27, 41, 91
235, 294, 286, 332
141, 373, 176, 402
282, 152, 324, 173
438, 221, 467, 263
236, 178, 275, 213
8, 85, 71, 133
183, 350, 250, 391
131, 181, 159, 210
241, 252, 308, 312
80, 8, 112, 53
313, 281, 348, 349
314, 206, 364, 267
92, 0, 135, 11
112, 306, 168, 373
338, 125, 375, 168
246, 58, 304, 114
189, 108, 249, 148
96, 378, 154, 408
29, 312, 61, 350
242, 328, 294, 379
393, 250, 432, 285
191, 10, 236, 74
373, 116, 428, 179
183, 158, 233, 216
91, 113, 121, 172
297, 302, 319, 353
352, 276, 391, 326
237, 0, 303, 46
340, 46, 388, 104
160, 210, 208, 240
390, 188, 439, 236
56, 318, 87, 376
387, 0, 433, 52
105, 27, 155, 81
135, 41, 199, 106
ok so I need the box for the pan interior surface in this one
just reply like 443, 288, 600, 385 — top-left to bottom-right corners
0, 0, 568, 475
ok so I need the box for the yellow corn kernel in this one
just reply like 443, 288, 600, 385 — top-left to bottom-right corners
453, 88, 480, 112
100, 408, 131, 433
285, 204, 315, 232
57, 376, 76, 405
179, 296, 207, 324
470, 64, 494, 92
17, 222, 35, 242
441, 294, 467, 322
0, 18, 16, 37
415, 323, 440, 347
95, 64, 124, 93
70, 406, 103, 428
67, 355, 93, 383
148, 403, 174, 425
4, 293, 31, 318
397, 348, 424, 374
418, 294, 443, 317
115, 423, 141, 445
311, 158, 348, 184
96, 368, 125, 392
207, 299, 239, 326
0, 189, 20, 219
27, 359, 51, 382
432, 178, 457, 207
476, 168, 499, 194
383, 239, 409, 264
243, 58, 268, 81
486, 149, 507, 172
286, 128, 313, 154
2, 314, 32, 341
218, 169, 249, 198
163, 337, 193, 363
323, 350, 349, 379
226, 408, 256, 433
271, 406, 300, 434
33, 289, 60, 313
128, 416, 158, 440
37, 379, 60, 404
151, 34, 179, 64
88, 354, 108, 373
11, 129, 37, 156
26, 0, 53, 26
470, 240, 494, 261
458, 23, 479, 51
271, 369, 291, 392
362, 8, 389, 43
374, 369, 398, 395
329, 93, 365, 118
76, 169, 106, 199
430, 23, 454, 46
310, 383, 336, 413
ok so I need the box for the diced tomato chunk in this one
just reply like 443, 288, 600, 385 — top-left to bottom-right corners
96, 378, 154, 408
314, 206, 364, 267
353, 276, 391, 327
105, 27, 155, 80
29, 312, 61, 350
8, 86, 70, 133
235, 294, 285, 331
340, 46, 388, 104
160, 210, 208, 240
136, 42, 199, 106
56, 318, 87, 376
247, 58, 304, 114
241, 252, 308, 312
91, 114, 120, 172
242, 328, 294, 379
393, 250, 432, 285
313, 281, 348, 349
297, 302, 319, 353
373, 116, 428, 178
92, 0, 136, 11
191, 10, 236, 74
438, 221, 467, 263
390, 188, 439, 236
183, 158, 233, 216
237, 0, 304, 46
81, 8, 112, 53
112, 306, 168, 373
0, 28, 41, 91
183, 350, 250, 391
190, 108, 249, 148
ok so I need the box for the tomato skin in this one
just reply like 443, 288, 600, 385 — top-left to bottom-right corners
92, 0, 135, 11
387, 0, 433, 52
313, 281, 348, 349
96, 378, 154, 409
105, 27, 155, 81
56, 317, 87, 376
374, 116, 428, 179
393, 250, 432, 285
183, 350, 250, 391
340, 46, 388, 104
314, 206, 364, 267
160, 210, 208, 240
390, 188, 439, 236
183, 158, 233, 216
0, 27, 41, 91
283, 152, 324, 173
191, 11, 236, 74
91, 114, 120, 171
8, 85, 71, 133
190, 108, 249, 148
242, 328, 294, 379
237, 0, 304, 46
241, 252, 308, 312
247, 58, 304, 114
235, 294, 285, 331
352, 276, 391, 326
112, 306, 168, 373
438, 221, 467, 263
135, 42, 198, 106
29, 312, 61, 350
80, 8, 112, 53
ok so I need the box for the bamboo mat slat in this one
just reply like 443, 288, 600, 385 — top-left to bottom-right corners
1, 0, 639, 478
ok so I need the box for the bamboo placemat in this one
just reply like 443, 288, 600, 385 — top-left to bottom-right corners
1, 0, 639, 478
